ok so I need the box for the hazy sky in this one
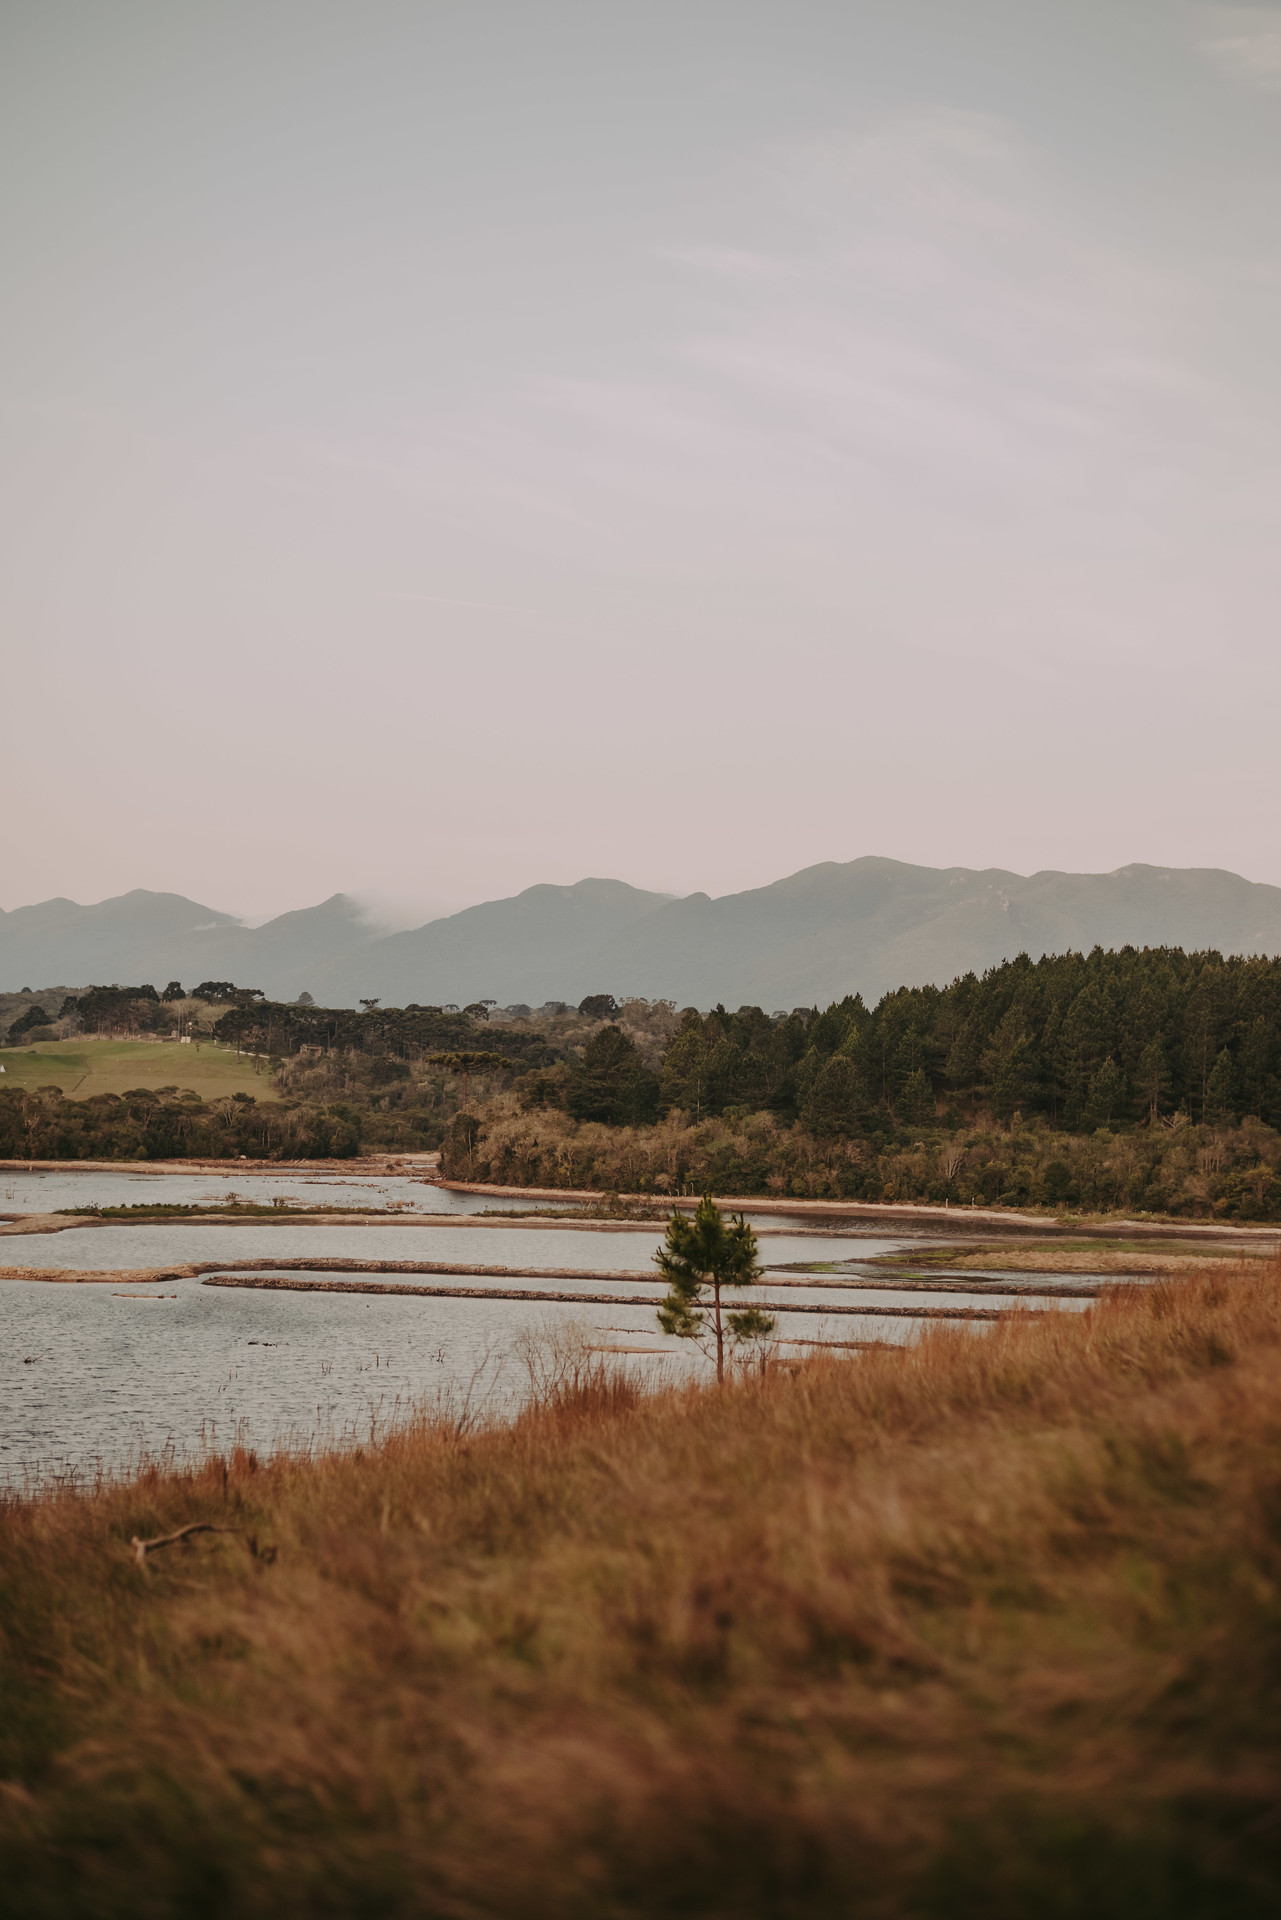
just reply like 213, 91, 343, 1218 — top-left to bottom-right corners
4, 1, 1281, 923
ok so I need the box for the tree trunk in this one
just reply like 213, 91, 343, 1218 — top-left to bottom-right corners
713, 1279, 724, 1384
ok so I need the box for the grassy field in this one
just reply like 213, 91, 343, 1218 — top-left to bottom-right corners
3, 1265, 1281, 1915
0, 1038, 277, 1102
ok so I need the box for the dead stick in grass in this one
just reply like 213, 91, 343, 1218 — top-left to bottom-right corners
130, 1522, 242, 1568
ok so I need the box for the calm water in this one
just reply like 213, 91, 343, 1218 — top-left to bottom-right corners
0, 1166, 555, 1214
0, 1171, 1095, 1484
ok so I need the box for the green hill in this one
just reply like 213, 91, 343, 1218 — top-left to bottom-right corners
0, 1039, 276, 1103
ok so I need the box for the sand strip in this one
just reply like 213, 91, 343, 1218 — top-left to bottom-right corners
199, 1275, 1011, 1319
0, 1257, 1105, 1298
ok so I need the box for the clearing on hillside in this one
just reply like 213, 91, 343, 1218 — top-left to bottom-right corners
0, 1039, 278, 1103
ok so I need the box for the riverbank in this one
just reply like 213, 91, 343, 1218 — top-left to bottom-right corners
4, 1260, 1280, 1915
439, 1175, 1281, 1238
6, 1151, 1281, 1240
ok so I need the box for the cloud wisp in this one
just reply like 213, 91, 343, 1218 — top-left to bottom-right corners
1197, 5, 1281, 90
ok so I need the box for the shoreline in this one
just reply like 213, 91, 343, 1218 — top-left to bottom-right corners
5, 1207, 1277, 1249
1, 1211, 940, 1240
2, 1160, 1279, 1241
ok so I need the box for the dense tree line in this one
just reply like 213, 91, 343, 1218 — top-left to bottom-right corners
211, 999, 558, 1070
438, 948, 1281, 1219
654, 947, 1281, 1134
0, 1086, 362, 1161
49, 949, 1281, 1134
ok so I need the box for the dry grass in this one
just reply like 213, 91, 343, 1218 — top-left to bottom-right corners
886, 1242, 1276, 1276
5, 1269, 1281, 1916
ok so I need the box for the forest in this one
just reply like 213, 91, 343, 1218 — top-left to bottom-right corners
649, 946, 1281, 1133
6, 947, 1281, 1215
217, 945, 1281, 1134
440, 947, 1281, 1220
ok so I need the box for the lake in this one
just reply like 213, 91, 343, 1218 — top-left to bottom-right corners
0, 1168, 1095, 1485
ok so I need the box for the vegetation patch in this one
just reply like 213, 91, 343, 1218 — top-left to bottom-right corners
866, 1239, 1274, 1275
0, 1080, 357, 1162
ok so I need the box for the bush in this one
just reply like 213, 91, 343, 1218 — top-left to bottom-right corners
5, 1004, 53, 1042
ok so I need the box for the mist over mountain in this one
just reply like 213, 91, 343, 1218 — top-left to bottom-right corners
308, 879, 675, 1008
8, 860, 1281, 1011
0, 891, 371, 1001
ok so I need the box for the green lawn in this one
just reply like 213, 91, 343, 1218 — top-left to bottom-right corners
0, 1039, 278, 1102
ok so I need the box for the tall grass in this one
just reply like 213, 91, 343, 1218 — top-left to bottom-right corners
4, 1267, 1281, 1915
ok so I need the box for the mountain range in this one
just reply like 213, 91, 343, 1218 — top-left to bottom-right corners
7, 859, 1281, 1011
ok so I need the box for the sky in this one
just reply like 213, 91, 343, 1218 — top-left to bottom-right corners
4, 0, 1281, 926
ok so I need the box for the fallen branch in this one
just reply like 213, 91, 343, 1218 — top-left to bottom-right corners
130, 1522, 242, 1568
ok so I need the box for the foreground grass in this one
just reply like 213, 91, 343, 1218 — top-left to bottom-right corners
4, 1274, 1281, 1916
0, 1039, 275, 1103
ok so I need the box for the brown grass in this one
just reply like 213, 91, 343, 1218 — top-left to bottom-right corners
893, 1242, 1275, 1275
4, 1268, 1281, 1916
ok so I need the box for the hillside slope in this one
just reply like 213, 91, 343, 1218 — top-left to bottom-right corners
0, 891, 375, 1001
335, 858, 1281, 1008
309, 877, 675, 1006
583, 858, 1281, 1007
8, 860, 1281, 1008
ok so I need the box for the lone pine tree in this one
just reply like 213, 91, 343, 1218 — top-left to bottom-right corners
655, 1193, 775, 1383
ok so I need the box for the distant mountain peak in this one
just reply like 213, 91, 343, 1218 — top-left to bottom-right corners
6, 859, 1281, 1009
